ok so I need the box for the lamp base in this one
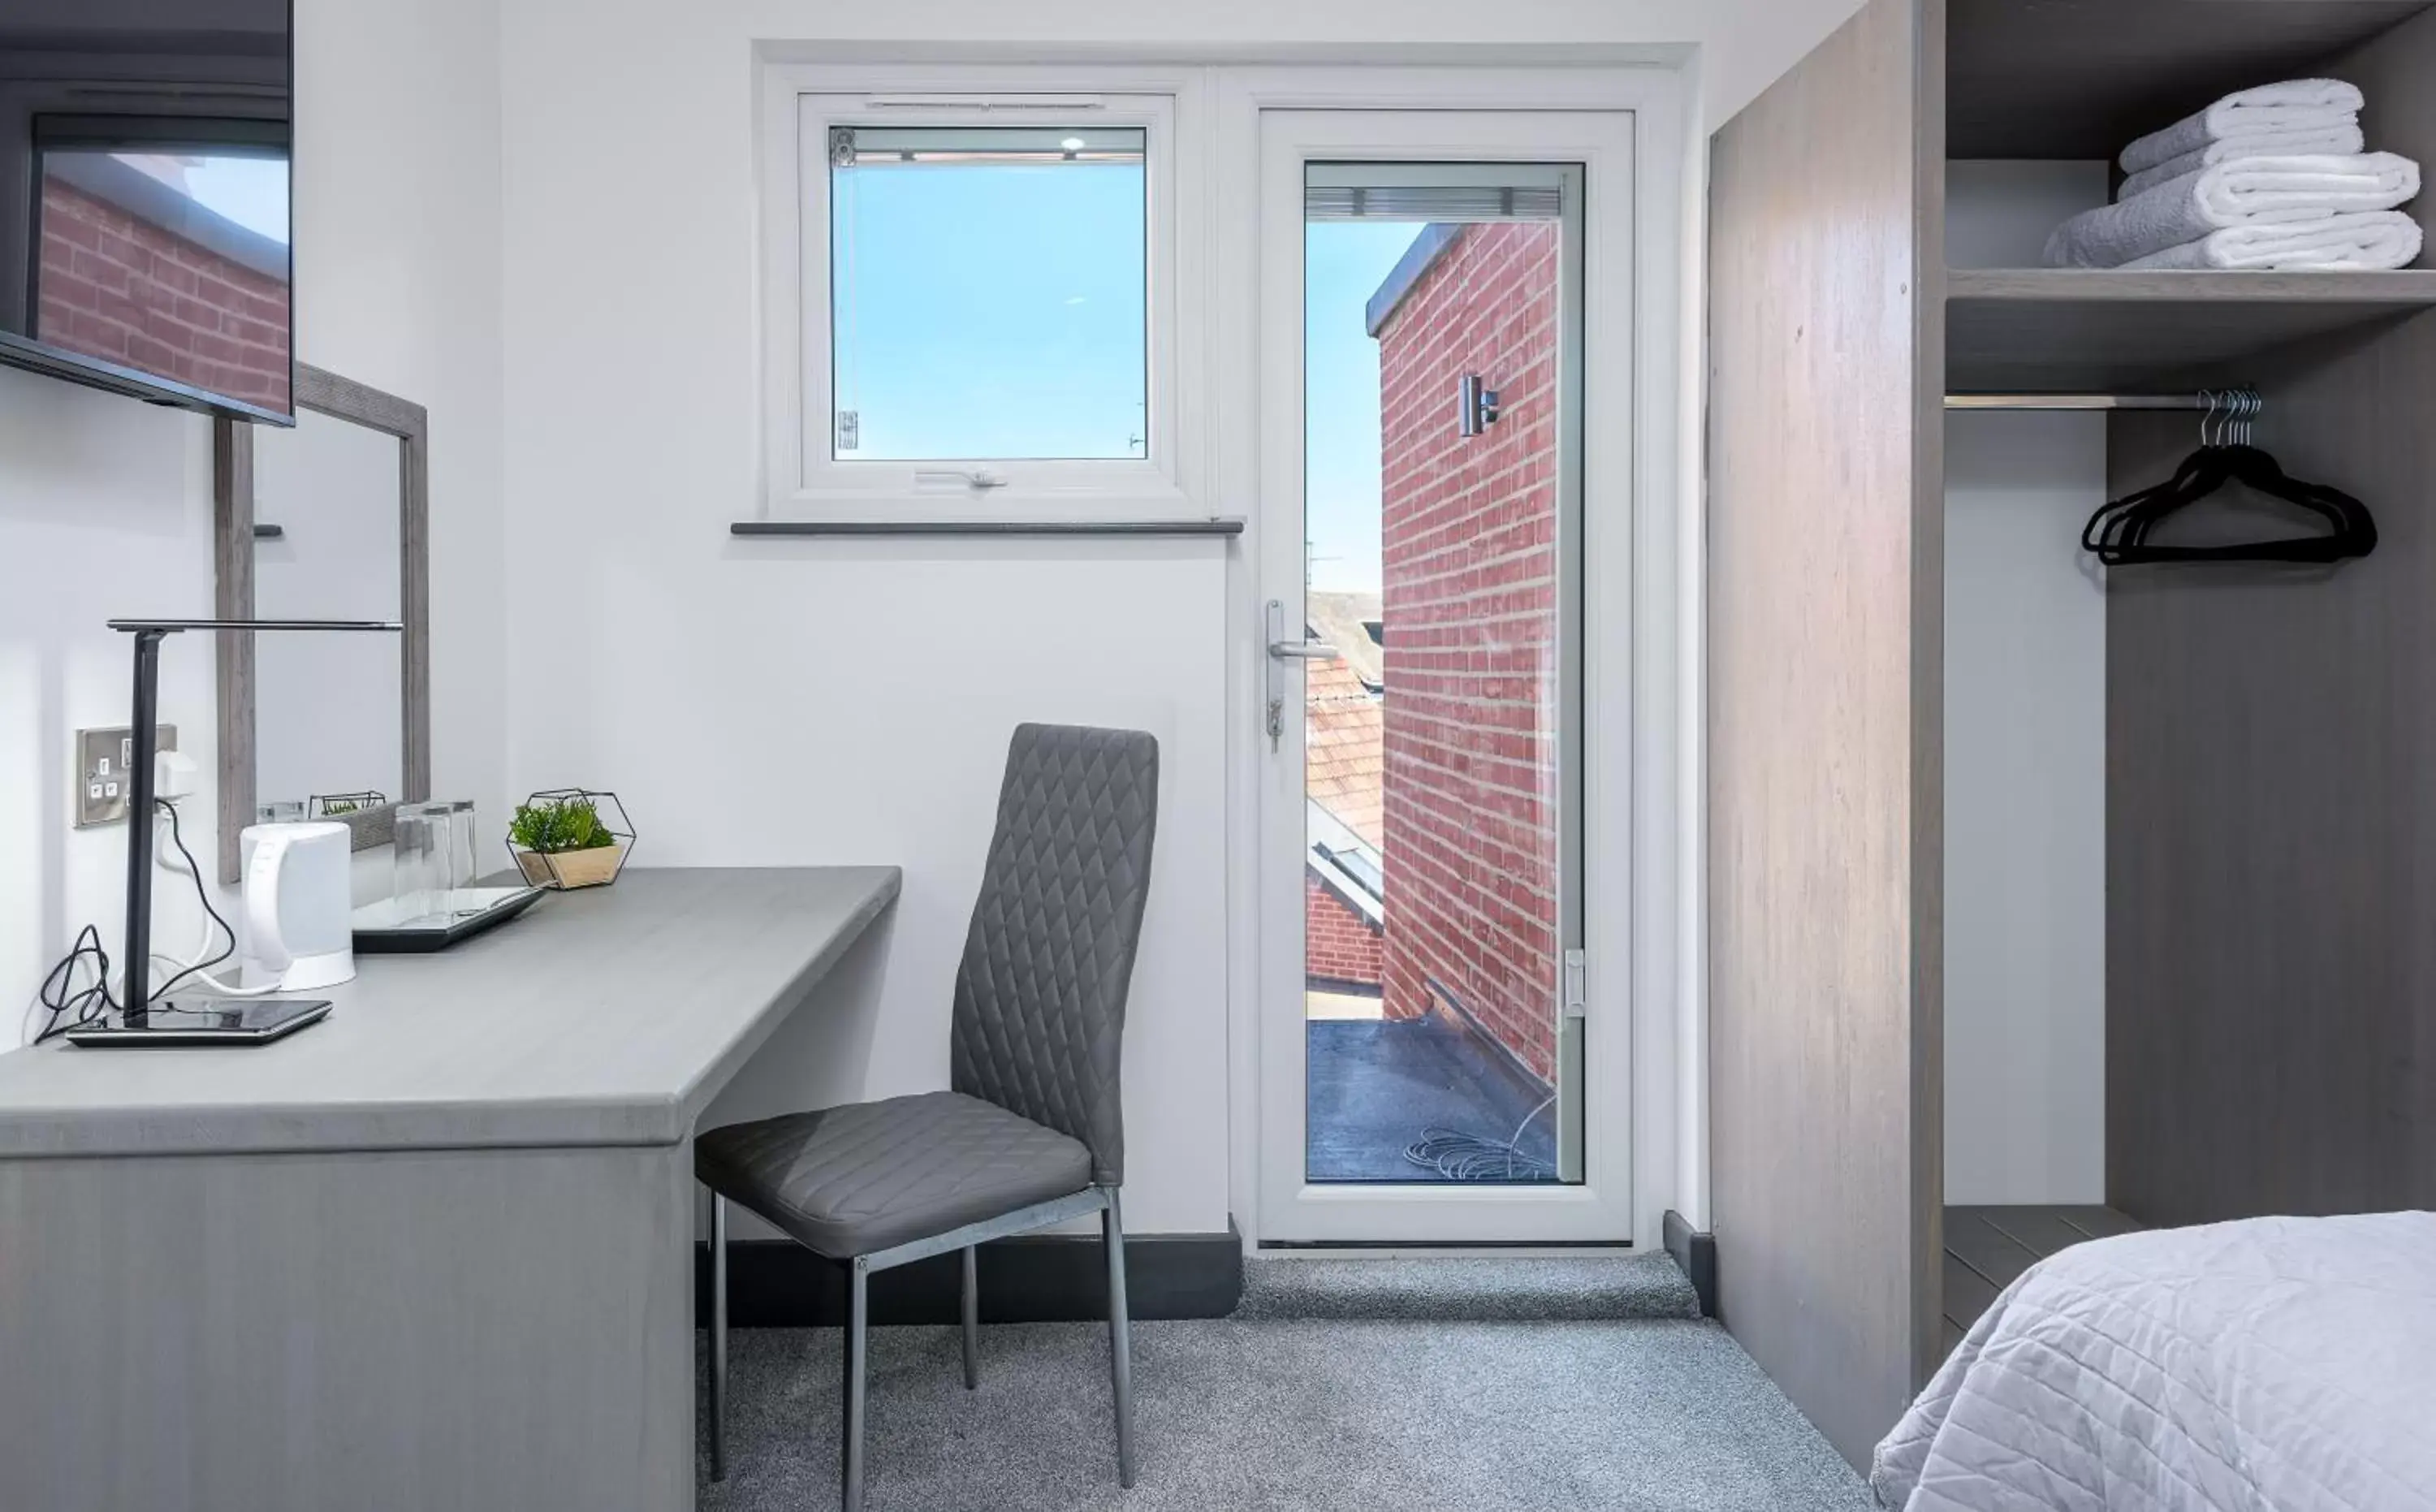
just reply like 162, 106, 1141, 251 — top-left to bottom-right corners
63, 997, 332, 1048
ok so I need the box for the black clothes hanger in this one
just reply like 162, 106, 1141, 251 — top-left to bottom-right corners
2083, 391, 2252, 559
2082, 447, 2214, 557
2085, 447, 2378, 564
2081, 391, 2377, 567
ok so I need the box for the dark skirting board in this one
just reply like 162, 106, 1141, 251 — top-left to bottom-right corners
1662, 1210, 1717, 1318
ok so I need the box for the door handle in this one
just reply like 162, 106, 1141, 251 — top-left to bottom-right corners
1268, 639, 1341, 661
1264, 600, 1341, 752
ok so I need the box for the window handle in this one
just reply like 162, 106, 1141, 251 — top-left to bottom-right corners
912, 468, 1010, 490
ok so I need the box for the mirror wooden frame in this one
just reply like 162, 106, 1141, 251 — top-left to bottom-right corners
213, 362, 430, 883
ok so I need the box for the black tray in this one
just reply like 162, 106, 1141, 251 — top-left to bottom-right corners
352, 885, 546, 953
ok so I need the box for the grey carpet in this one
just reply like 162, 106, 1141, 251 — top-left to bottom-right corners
698, 1259, 1869, 1510
1234, 1251, 1700, 1322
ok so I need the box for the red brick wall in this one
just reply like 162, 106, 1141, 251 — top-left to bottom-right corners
1306, 872, 1384, 988
1375, 222, 1562, 1081
36, 177, 291, 412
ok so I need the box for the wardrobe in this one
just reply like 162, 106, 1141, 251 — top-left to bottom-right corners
1705, 0, 2436, 1471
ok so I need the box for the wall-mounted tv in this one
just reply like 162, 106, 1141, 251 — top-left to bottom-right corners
0, 1, 292, 424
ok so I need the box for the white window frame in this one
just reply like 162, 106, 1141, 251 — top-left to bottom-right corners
756, 64, 1202, 519
1207, 63, 1693, 1251
1252, 108, 1627, 1246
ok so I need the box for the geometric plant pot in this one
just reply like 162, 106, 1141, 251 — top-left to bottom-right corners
515, 840, 628, 890
504, 787, 635, 890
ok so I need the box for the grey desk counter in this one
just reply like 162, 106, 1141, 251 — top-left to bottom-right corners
0, 866, 900, 1512
0, 866, 901, 1158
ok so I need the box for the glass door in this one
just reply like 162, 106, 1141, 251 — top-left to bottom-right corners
1257, 110, 1630, 1245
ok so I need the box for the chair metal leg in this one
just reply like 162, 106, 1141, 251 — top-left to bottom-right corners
841, 1259, 868, 1512
960, 1245, 980, 1390
709, 1194, 729, 1483
1102, 1187, 1137, 1488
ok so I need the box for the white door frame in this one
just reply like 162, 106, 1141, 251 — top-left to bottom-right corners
1216, 69, 1687, 1246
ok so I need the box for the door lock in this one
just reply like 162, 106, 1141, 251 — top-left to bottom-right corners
1264, 598, 1341, 751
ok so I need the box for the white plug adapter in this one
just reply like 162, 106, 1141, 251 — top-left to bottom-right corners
155, 749, 201, 802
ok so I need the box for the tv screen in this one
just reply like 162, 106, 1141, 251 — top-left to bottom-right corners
0, 0, 292, 422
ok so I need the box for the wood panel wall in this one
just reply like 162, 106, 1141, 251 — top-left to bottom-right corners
2106, 9, 2436, 1227
1707, 0, 1946, 1471
2347, 3, 2436, 270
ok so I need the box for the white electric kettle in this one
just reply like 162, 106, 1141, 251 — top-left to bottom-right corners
240, 821, 356, 991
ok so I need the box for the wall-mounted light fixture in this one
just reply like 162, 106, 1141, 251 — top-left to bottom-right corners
1458, 374, 1501, 438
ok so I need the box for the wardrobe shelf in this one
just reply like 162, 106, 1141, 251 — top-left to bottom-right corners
1946, 268, 2436, 390
1947, 0, 2435, 159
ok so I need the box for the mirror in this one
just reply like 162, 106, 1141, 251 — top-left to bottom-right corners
214, 364, 430, 883
256, 412, 400, 811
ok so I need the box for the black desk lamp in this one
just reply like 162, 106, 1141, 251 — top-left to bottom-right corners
108, 618, 402, 1026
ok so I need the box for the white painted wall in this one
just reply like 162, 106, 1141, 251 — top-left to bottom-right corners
500, 15, 1235, 1227
0, 379, 220, 1043
496, 0, 1868, 1238
2, 0, 505, 1045
663, 548, 1233, 1242
1942, 162, 2110, 1204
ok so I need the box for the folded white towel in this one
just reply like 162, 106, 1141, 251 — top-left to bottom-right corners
2045, 154, 2421, 267
2186, 152, 2417, 221
2121, 210, 2423, 270
2119, 122, 2365, 199
2119, 79, 2365, 175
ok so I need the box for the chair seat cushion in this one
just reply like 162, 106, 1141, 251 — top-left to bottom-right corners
696, 1091, 1094, 1259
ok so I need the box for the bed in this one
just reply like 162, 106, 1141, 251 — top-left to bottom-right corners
1872, 1211, 2436, 1511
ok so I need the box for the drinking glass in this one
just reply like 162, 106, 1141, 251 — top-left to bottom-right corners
393, 802, 452, 923
447, 800, 480, 903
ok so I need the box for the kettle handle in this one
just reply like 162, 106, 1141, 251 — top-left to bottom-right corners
245, 829, 296, 974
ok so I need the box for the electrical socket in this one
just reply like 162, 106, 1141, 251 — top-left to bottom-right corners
74, 724, 178, 829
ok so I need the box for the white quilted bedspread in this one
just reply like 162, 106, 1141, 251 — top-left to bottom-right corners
1872, 1212, 2436, 1512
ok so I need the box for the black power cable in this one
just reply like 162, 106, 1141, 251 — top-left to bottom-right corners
30, 799, 236, 1043
33, 924, 115, 1043
148, 797, 238, 1000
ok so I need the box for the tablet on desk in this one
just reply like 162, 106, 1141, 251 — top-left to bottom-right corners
65, 997, 332, 1048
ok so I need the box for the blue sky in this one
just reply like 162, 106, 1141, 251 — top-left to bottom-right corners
834, 157, 1420, 594
1304, 221, 1425, 595
834, 161, 1148, 461
107, 152, 290, 244
183, 155, 289, 244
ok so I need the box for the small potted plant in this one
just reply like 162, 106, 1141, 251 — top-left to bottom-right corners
508, 788, 634, 889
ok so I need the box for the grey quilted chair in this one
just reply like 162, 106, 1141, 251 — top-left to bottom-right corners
695, 723, 1159, 1510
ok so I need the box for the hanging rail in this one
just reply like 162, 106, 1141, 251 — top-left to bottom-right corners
1945, 387, 2258, 412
